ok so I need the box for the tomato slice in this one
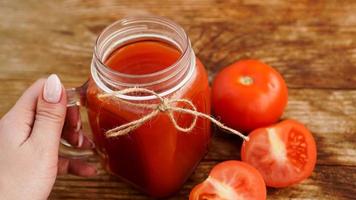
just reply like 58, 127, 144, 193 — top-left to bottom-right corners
189, 161, 266, 200
241, 120, 317, 188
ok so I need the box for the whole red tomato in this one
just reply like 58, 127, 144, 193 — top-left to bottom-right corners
212, 59, 288, 133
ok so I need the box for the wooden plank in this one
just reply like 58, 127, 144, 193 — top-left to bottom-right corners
1, 0, 356, 89
1, 0, 356, 199
49, 161, 356, 200
207, 89, 356, 166
2, 82, 355, 166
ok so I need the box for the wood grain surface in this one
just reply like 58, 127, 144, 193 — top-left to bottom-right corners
1, 0, 355, 199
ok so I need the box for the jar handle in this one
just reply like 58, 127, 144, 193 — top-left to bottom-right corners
59, 81, 95, 158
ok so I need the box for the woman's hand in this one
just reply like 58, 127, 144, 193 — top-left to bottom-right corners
0, 75, 96, 200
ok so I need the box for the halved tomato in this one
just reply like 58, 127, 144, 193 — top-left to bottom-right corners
189, 161, 266, 200
241, 120, 317, 188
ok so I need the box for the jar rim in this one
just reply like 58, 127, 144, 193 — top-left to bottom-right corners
93, 15, 190, 79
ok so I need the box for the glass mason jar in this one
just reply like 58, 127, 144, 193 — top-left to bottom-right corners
63, 16, 211, 198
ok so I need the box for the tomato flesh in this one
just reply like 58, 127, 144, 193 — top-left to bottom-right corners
189, 161, 266, 200
241, 120, 317, 188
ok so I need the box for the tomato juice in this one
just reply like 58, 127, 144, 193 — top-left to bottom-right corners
85, 40, 211, 197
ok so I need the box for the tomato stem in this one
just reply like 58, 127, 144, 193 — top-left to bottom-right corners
239, 76, 254, 86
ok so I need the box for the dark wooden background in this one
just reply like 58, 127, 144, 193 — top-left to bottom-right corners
1, 0, 355, 199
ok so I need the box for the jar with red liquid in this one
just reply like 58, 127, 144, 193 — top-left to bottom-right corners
62, 16, 211, 197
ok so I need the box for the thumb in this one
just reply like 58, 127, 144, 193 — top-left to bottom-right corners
29, 74, 67, 151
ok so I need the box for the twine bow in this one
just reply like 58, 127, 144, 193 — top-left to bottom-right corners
98, 88, 249, 141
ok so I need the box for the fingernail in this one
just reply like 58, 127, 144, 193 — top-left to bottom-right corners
77, 131, 84, 147
43, 74, 62, 103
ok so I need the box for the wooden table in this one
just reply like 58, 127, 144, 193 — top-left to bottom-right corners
1, 0, 355, 199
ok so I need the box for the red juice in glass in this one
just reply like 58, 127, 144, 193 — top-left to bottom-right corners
85, 39, 211, 197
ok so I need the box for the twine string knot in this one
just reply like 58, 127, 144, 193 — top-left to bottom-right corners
157, 99, 170, 112
98, 88, 249, 141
